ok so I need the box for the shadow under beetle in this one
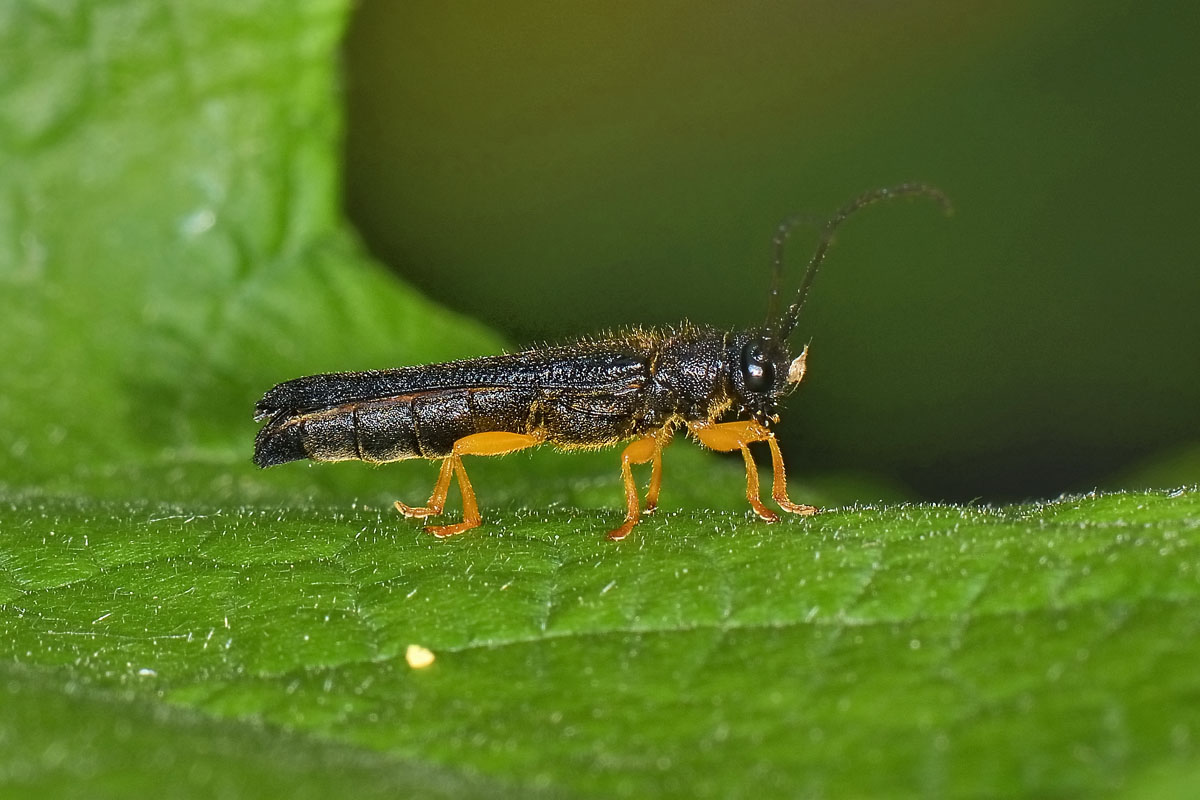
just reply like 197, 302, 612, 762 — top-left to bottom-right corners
253, 183, 950, 540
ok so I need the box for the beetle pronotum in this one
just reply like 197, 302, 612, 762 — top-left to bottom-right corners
254, 184, 949, 540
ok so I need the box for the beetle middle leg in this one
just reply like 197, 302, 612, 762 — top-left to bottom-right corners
642, 430, 668, 514
688, 420, 818, 521
608, 429, 669, 541
394, 432, 542, 538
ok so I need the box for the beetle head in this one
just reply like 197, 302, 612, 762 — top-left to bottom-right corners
728, 332, 808, 426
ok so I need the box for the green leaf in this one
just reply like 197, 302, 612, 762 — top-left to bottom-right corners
2, 491, 1199, 798
0, 662, 514, 799
0, 0, 500, 497
2, 2, 1198, 798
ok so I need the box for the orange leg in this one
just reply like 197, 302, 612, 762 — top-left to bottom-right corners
394, 456, 455, 518
764, 433, 818, 516
608, 431, 669, 541
422, 456, 482, 538
393, 432, 541, 537
689, 420, 818, 522
738, 443, 778, 522
643, 431, 668, 513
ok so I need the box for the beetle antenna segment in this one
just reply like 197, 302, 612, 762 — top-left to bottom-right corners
775, 183, 952, 340
765, 212, 821, 331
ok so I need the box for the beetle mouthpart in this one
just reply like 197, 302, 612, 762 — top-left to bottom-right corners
787, 345, 809, 385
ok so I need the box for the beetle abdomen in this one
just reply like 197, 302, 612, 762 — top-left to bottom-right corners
252, 398, 423, 466
253, 387, 548, 467
252, 413, 310, 467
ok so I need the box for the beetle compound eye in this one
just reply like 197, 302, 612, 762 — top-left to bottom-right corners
740, 340, 775, 393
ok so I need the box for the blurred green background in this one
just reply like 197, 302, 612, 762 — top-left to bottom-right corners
342, 0, 1200, 502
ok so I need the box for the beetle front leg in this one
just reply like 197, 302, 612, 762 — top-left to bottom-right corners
763, 433, 817, 516
688, 420, 818, 521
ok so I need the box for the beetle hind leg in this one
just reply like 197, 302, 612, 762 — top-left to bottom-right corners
423, 456, 482, 538
395, 432, 542, 537
394, 457, 455, 519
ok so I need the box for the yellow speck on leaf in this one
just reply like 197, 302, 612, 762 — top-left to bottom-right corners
406, 643, 435, 669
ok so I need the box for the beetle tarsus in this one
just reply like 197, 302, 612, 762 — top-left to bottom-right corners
394, 500, 442, 519
425, 520, 481, 538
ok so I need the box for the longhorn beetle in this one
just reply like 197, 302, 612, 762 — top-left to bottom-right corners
253, 184, 950, 540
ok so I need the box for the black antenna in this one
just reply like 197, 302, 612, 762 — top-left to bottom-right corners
765, 212, 820, 331
773, 183, 952, 340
